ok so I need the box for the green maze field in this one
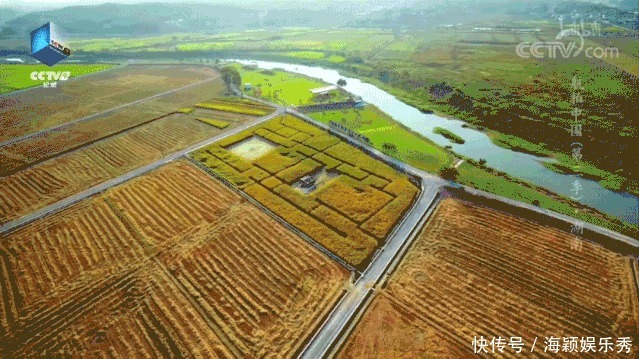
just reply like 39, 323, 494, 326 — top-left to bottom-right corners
191, 115, 420, 268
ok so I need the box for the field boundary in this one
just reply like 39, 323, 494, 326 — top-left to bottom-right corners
291, 285, 350, 358
0, 70, 220, 148
330, 190, 639, 358
324, 287, 375, 358
0, 108, 283, 235
453, 186, 639, 253
187, 156, 359, 274
2, 111, 179, 175
326, 192, 443, 359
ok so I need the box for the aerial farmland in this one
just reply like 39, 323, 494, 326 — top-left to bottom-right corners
338, 195, 639, 358
190, 114, 420, 268
1, 2, 638, 352
0, 65, 219, 143
0, 67, 278, 225
1, 160, 348, 357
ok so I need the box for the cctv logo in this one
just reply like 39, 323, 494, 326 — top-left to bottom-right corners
30, 71, 71, 81
30, 22, 71, 66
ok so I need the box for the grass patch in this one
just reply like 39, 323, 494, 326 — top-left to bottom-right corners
456, 161, 637, 236
310, 107, 452, 173
433, 127, 465, 144
328, 55, 346, 63
236, 64, 350, 106
0, 64, 115, 94
285, 51, 326, 59
488, 131, 551, 157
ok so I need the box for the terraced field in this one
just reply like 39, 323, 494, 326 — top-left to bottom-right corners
339, 197, 639, 358
0, 161, 348, 357
191, 115, 419, 268
0, 64, 219, 143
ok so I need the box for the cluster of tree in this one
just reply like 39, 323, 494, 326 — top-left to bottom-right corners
429, 82, 454, 99
220, 66, 241, 87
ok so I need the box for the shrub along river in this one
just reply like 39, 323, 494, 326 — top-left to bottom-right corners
230, 59, 638, 225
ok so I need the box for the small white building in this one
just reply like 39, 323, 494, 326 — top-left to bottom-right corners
310, 85, 338, 95
310, 85, 338, 99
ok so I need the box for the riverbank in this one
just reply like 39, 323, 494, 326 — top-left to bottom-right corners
230, 62, 637, 236
326, 64, 639, 198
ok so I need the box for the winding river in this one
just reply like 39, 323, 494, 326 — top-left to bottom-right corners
230, 59, 638, 225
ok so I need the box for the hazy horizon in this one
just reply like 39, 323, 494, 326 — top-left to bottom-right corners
1, 0, 374, 10
3, 0, 634, 11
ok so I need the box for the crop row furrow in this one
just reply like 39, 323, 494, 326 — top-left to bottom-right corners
441, 228, 613, 302
211, 229, 291, 309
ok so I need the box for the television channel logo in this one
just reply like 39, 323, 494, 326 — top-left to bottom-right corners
30, 22, 71, 66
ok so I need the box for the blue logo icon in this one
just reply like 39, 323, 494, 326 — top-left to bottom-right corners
30, 22, 71, 66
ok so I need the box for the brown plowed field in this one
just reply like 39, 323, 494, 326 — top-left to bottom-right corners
339, 197, 639, 358
0, 114, 235, 225
0, 64, 218, 142
0, 160, 347, 357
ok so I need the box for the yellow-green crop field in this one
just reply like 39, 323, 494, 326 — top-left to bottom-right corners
190, 115, 420, 268
195, 97, 274, 116
195, 117, 230, 129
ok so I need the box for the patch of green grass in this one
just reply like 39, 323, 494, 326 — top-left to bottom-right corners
434, 127, 465, 144
488, 131, 551, 157
309, 106, 452, 173
285, 51, 326, 59
328, 55, 346, 63
543, 156, 638, 196
456, 161, 637, 236
236, 65, 349, 105
176, 42, 235, 51
0, 64, 116, 94
489, 129, 639, 196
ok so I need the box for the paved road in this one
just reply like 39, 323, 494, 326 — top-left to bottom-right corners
294, 108, 446, 358
293, 107, 639, 358
0, 76, 219, 148
0, 107, 284, 235
299, 182, 441, 359
462, 186, 639, 248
